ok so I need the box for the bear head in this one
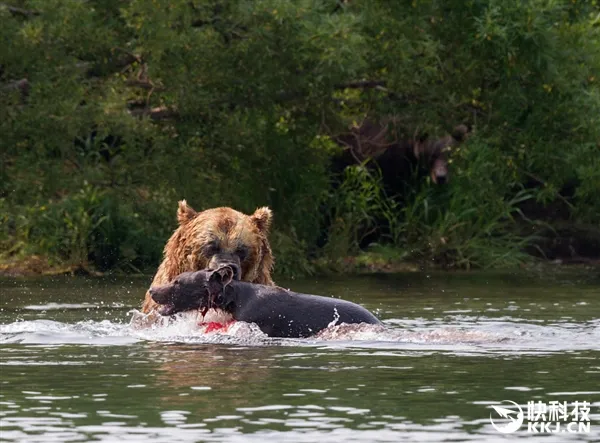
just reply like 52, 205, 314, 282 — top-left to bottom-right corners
167, 200, 274, 285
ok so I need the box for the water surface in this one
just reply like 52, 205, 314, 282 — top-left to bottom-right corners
1, 270, 599, 442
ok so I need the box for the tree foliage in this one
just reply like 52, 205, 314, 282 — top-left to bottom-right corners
1, 0, 599, 274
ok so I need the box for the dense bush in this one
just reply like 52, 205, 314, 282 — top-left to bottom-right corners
1, 0, 599, 274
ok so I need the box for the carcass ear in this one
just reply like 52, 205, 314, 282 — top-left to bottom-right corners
250, 207, 272, 234
209, 265, 234, 288
177, 200, 197, 225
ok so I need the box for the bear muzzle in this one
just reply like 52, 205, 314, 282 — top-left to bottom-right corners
431, 158, 449, 185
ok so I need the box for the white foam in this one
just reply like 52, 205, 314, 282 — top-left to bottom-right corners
128, 309, 273, 346
0, 319, 136, 346
325, 307, 341, 329
0, 314, 598, 353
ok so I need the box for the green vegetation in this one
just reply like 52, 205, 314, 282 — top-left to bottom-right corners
2, 0, 599, 276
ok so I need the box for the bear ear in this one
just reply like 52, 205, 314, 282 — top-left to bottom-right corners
412, 132, 429, 158
250, 207, 272, 234
177, 200, 197, 225
452, 124, 470, 142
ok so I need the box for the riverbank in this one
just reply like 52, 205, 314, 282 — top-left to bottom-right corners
0, 255, 104, 278
2, 251, 598, 280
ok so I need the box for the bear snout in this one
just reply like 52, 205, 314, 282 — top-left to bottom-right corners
431, 158, 449, 185
435, 174, 447, 185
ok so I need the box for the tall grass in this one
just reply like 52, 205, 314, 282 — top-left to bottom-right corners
1, 185, 172, 273
322, 135, 540, 270
320, 163, 395, 269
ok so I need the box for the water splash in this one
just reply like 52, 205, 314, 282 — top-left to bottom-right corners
0, 319, 137, 345
1, 311, 598, 353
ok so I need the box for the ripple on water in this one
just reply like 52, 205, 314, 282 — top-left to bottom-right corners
24, 303, 101, 311
1, 273, 599, 443
0, 419, 592, 443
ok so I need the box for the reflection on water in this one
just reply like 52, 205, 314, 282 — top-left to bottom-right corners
0, 271, 599, 442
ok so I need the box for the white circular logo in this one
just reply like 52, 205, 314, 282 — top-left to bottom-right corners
490, 400, 524, 433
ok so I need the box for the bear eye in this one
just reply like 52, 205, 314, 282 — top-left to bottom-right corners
203, 242, 220, 256
235, 246, 248, 261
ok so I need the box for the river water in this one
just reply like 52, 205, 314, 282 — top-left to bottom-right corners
1, 270, 599, 442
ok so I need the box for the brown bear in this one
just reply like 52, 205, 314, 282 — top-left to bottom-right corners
333, 118, 470, 190
322, 118, 470, 250
140, 200, 275, 319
